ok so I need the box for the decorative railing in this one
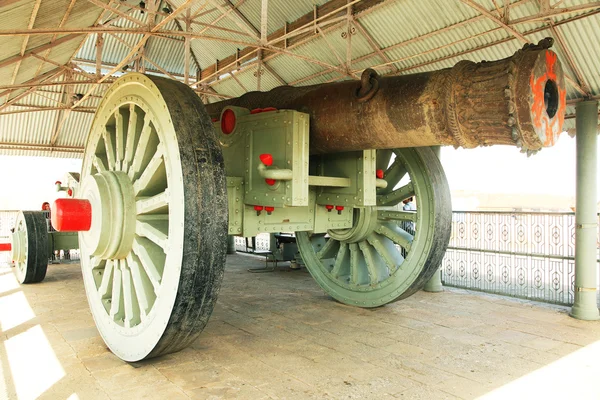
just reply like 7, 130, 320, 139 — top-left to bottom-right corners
441, 212, 600, 306
2, 209, 598, 306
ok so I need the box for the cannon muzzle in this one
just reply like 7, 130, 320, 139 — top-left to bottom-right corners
206, 38, 565, 154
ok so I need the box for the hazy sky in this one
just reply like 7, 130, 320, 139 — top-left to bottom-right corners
442, 134, 598, 197
0, 134, 597, 211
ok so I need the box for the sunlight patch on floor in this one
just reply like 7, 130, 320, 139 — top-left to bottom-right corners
0, 291, 35, 332
0, 272, 19, 295
479, 339, 600, 399
5, 325, 65, 399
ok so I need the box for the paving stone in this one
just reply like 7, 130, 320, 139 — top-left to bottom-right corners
1, 259, 600, 399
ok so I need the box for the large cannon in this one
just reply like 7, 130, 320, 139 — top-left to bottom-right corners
42, 39, 564, 362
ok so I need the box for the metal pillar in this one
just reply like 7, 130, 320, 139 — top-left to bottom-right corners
227, 235, 236, 255
570, 100, 599, 320
423, 145, 444, 293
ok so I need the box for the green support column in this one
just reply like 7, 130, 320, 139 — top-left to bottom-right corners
570, 100, 599, 320
423, 145, 444, 293
227, 235, 236, 255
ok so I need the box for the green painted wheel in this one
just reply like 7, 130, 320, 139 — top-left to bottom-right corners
79, 73, 227, 361
11, 211, 49, 284
296, 147, 451, 307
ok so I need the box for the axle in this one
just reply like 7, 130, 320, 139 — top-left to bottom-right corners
206, 38, 565, 154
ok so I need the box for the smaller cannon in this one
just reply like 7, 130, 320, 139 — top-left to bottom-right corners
0, 174, 81, 283
47, 39, 565, 362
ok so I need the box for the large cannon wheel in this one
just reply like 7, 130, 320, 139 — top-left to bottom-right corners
296, 147, 451, 307
79, 73, 227, 361
11, 211, 49, 284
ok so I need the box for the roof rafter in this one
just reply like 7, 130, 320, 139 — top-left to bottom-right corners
458, 0, 529, 43
10, 0, 43, 86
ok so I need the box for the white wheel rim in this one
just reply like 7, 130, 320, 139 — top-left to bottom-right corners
80, 74, 185, 361
11, 213, 28, 282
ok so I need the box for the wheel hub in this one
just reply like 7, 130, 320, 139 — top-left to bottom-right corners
328, 206, 379, 243
10, 230, 25, 262
79, 171, 136, 260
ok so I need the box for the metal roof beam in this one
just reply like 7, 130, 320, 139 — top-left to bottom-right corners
10, 0, 43, 86
0, 142, 85, 154
510, 2, 600, 24
384, 8, 600, 78
71, 0, 201, 110
546, 22, 591, 97
352, 19, 398, 73
0, 34, 83, 70
208, 0, 258, 39
458, 0, 529, 43
0, 70, 64, 112
0, 106, 95, 116
85, 0, 147, 27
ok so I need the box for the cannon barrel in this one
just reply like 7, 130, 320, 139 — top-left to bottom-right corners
206, 38, 566, 154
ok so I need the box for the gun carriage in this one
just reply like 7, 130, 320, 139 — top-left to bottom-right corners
4, 39, 566, 362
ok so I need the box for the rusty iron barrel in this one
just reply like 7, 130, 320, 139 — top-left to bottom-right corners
205, 39, 566, 155
206, 38, 566, 154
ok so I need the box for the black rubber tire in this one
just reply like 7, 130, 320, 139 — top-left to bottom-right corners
394, 147, 452, 301
145, 76, 228, 359
16, 211, 49, 284
80, 73, 228, 361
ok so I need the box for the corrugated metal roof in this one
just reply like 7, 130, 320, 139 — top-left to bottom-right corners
1, 0, 599, 157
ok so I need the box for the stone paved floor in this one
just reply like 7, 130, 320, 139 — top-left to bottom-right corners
1, 254, 600, 399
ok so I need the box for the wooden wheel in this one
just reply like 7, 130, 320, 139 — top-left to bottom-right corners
11, 211, 49, 284
296, 147, 451, 307
79, 73, 228, 361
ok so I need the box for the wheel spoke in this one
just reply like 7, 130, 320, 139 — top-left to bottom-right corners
377, 182, 415, 206
115, 110, 125, 171
127, 253, 156, 317
376, 149, 394, 171
375, 224, 413, 252
136, 190, 169, 215
316, 237, 339, 260
367, 233, 401, 273
124, 105, 143, 174
380, 159, 407, 191
135, 220, 168, 250
103, 128, 116, 171
349, 243, 360, 285
378, 210, 417, 222
128, 117, 153, 180
98, 259, 115, 299
132, 237, 163, 292
91, 256, 103, 269
120, 259, 141, 327
109, 265, 124, 321
133, 145, 164, 196
330, 242, 348, 277
358, 241, 379, 284
93, 156, 107, 173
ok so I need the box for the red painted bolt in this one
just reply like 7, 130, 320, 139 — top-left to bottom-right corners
259, 153, 273, 166
376, 169, 384, 179
0, 243, 11, 252
336, 205, 344, 215
67, 188, 73, 197
254, 205, 264, 216
325, 205, 334, 212
51, 199, 92, 232
262, 107, 277, 113
265, 206, 274, 215
221, 109, 236, 134
265, 178, 276, 186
